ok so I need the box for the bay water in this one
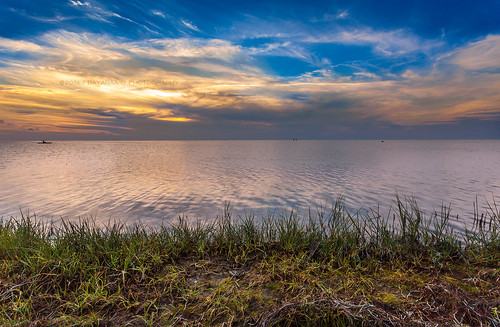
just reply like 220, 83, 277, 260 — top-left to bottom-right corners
1, 140, 499, 231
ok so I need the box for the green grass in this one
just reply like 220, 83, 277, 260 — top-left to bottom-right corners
0, 196, 499, 326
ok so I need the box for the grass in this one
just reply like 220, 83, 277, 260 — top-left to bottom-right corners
0, 196, 499, 326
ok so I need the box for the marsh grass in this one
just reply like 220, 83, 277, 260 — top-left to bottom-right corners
0, 196, 499, 326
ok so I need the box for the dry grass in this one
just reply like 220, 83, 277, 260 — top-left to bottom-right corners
0, 196, 499, 326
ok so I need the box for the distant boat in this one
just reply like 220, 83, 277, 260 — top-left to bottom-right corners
38, 140, 52, 144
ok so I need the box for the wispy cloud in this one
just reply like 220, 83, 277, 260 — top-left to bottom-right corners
445, 34, 500, 70
230, 15, 443, 66
150, 10, 165, 18
0, 37, 44, 53
68, 0, 160, 35
310, 10, 349, 22
9, 8, 71, 23
69, 0, 91, 7
247, 41, 314, 62
304, 28, 443, 56
0, 28, 499, 138
181, 19, 200, 32
129, 37, 243, 62
68, 0, 119, 23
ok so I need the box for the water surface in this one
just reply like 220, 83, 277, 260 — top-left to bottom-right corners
0, 140, 498, 230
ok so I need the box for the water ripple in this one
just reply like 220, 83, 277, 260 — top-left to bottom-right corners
0, 140, 499, 229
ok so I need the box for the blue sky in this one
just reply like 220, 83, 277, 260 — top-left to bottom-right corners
0, 0, 499, 139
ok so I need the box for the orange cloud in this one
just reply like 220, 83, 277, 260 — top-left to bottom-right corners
1, 31, 499, 137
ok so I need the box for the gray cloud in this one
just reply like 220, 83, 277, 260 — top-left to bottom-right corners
1, 28, 499, 140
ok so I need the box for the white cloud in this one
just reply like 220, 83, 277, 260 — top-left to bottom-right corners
40, 31, 127, 62
67, 0, 161, 35
234, 16, 442, 58
305, 28, 442, 56
0, 31, 245, 76
69, 0, 91, 7
447, 34, 500, 70
69, 0, 122, 23
131, 38, 241, 61
151, 10, 166, 18
337, 10, 349, 19
353, 72, 380, 80
0, 37, 43, 52
10, 8, 71, 23
1, 26, 499, 133
68, 0, 135, 25
181, 19, 200, 32
248, 41, 313, 62
311, 10, 349, 22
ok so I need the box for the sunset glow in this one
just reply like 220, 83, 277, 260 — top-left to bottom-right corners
1, 0, 499, 139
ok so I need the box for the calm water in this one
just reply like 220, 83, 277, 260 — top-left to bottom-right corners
0, 140, 499, 230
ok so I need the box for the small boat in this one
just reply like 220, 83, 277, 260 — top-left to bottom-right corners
38, 140, 52, 144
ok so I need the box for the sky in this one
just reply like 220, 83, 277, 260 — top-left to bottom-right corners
0, 0, 499, 140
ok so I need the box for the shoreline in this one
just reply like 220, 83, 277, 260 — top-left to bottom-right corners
0, 197, 498, 325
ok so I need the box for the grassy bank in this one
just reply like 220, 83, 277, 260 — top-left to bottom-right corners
0, 196, 499, 326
